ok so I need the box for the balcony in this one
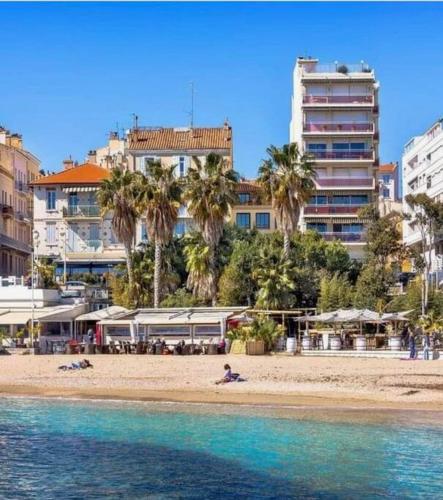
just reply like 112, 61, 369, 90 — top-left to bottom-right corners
67, 239, 102, 253
0, 232, 32, 254
304, 205, 364, 215
302, 62, 373, 74
304, 123, 374, 133
315, 177, 374, 188
321, 232, 365, 243
309, 150, 373, 161
303, 95, 373, 105
15, 181, 28, 193
63, 205, 101, 218
1, 205, 13, 218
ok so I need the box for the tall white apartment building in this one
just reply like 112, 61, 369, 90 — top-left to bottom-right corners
402, 119, 443, 279
290, 58, 379, 259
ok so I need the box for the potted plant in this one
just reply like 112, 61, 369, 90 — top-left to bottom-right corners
387, 324, 402, 351
337, 64, 349, 74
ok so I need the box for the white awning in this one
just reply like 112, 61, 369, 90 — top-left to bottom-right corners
75, 306, 128, 322
62, 187, 98, 193
0, 304, 87, 325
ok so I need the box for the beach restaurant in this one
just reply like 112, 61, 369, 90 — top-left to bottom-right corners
97, 307, 247, 345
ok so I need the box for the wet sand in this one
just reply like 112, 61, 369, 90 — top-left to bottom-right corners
0, 354, 442, 411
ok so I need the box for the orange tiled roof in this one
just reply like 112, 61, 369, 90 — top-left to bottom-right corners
31, 163, 110, 186
236, 180, 261, 193
127, 127, 232, 151
379, 162, 397, 173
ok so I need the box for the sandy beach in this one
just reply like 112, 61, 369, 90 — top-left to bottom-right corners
0, 354, 442, 410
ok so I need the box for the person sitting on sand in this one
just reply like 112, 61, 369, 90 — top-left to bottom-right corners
215, 364, 244, 384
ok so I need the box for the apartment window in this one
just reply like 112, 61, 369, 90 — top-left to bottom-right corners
383, 188, 390, 198
238, 193, 251, 204
46, 189, 56, 210
236, 213, 251, 229
309, 195, 327, 205
382, 174, 391, 184
89, 224, 100, 241
307, 223, 327, 233
46, 222, 56, 244
178, 156, 186, 177
333, 223, 363, 234
174, 221, 187, 237
308, 143, 327, 151
350, 195, 368, 205
140, 223, 148, 242
255, 213, 270, 229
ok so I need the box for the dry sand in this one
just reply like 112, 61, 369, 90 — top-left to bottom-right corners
0, 353, 443, 411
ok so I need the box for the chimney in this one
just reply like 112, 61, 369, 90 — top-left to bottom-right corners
63, 157, 75, 170
223, 120, 231, 141
7, 133, 23, 149
88, 150, 97, 164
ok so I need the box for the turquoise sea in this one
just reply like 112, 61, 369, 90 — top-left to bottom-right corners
0, 398, 442, 499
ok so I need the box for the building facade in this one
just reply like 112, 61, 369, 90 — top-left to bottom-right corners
290, 58, 379, 259
377, 162, 402, 216
125, 123, 233, 238
31, 163, 127, 277
231, 180, 276, 232
0, 128, 40, 277
402, 119, 443, 279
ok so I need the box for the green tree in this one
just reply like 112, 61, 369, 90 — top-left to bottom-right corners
253, 244, 295, 309
405, 193, 443, 314
218, 239, 258, 306
258, 143, 316, 258
318, 272, 353, 312
137, 160, 182, 307
97, 168, 139, 293
183, 153, 239, 303
353, 262, 393, 310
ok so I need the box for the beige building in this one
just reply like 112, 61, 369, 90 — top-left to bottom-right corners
125, 123, 233, 237
231, 180, 276, 232
290, 58, 379, 259
0, 128, 40, 276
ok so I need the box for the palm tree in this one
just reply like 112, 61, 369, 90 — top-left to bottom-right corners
258, 143, 316, 259
97, 168, 139, 293
137, 160, 182, 308
183, 153, 239, 304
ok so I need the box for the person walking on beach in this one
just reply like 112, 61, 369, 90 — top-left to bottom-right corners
423, 332, 431, 360
409, 328, 417, 359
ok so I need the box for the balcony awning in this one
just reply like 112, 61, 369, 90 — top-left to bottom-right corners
62, 187, 98, 193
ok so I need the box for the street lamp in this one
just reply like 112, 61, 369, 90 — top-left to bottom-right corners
31, 230, 40, 348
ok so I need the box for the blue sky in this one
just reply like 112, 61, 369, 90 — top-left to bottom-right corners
1, 2, 443, 179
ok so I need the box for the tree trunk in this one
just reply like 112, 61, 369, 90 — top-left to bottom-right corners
154, 240, 162, 308
125, 245, 134, 301
283, 232, 290, 260
209, 247, 217, 307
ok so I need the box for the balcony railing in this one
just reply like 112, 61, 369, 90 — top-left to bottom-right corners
303, 95, 373, 105
321, 232, 365, 242
304, 123, 374, 133
1, 205, 14, 218
304, 205, 364, 215
303, 63, 372, 74
63, 205, 101, 217
67, 239, 102, 253
0, 232, 32, 254
315, 177, 373, 188
309, 150, 373, 160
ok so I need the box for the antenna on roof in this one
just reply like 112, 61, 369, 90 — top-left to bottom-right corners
189, 81, 195, 128
132, 113, 139, 130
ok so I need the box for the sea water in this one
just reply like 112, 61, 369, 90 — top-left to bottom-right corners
0, 398, 442, 499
